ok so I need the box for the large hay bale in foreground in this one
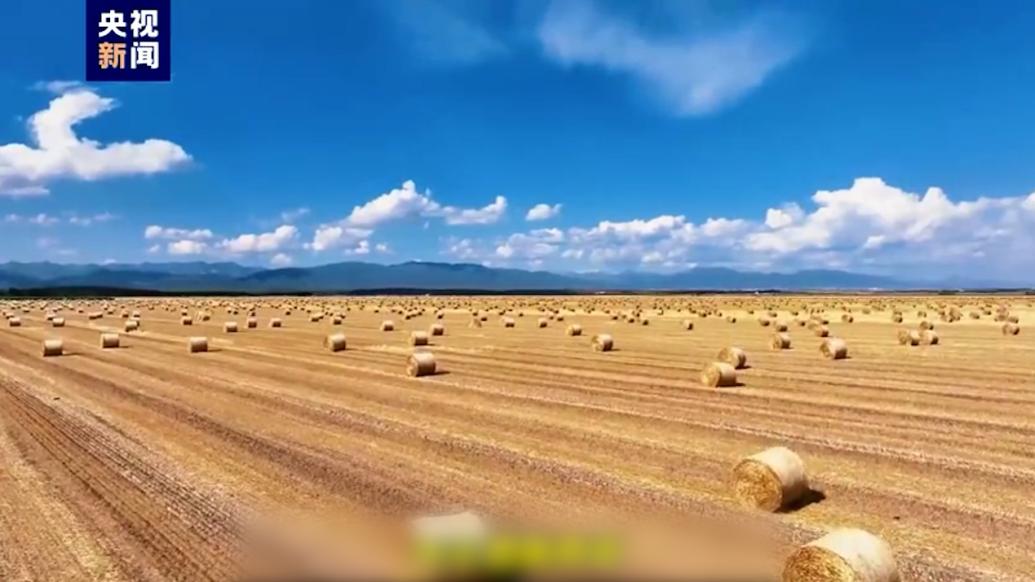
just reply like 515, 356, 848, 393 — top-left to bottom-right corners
325, 333, 347, 352
770, 333, 792, 351
99, 333, 120, 349
8, 317, 21, 327
42, 339, 64, 357
820, 338, 848, 360
247, 317, 258, 329
188, 337, 209, 353
566, 324, 582, 336
701, 362, 737, 387
407, 351, 436, 377
592, 333, 613, 352
718, 346, 748, 369
732, 447, 808, 511
783, 528, 898, 582
410, 331, 429, 346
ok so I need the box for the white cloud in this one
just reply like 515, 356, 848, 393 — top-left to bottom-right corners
279, 207, 310, 224
310, 180, 506, 252
345, 180, 441, 227
270, 253, 294, 267
375, 242, 390, 253
144, 225, 214, 240
441, 195, 507, 225
28, 213, 59, 226
526, 202, 562, 221
307, 224, 373, 252
68, 212, 116, 226
345, 240, 372, 255
448, 177, 1035, 280
0, 87, 190, 195
219, 225, 298, 253
764, 203, 803, 229
168, 240, 208, 256
537, 2, 806, 116
383, 1, 507, 65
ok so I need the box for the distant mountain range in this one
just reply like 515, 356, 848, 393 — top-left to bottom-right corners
0, 260, 1027, 294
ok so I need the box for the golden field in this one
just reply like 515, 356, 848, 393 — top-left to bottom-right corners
0, 294, 1032, 581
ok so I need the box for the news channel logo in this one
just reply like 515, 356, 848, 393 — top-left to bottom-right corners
86, 0, 170, 81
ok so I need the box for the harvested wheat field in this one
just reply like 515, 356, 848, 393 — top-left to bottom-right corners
1, 294, 1034, 580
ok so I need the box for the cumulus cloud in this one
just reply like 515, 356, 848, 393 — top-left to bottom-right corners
443, 177, 1035, 280
526, 202, 562, 221
145, 225, 214, 241
442, 195, 507, 225
307, 224, 373, 252
219, 225, 298, 253
0, 87, 190, 196
167, 240, 207, 256
310, 180, 506, 251
538, 2, 807, 116
270, 253, 294, 267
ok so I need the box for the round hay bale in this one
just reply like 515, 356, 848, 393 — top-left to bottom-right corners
759, 318, 772, 327
429, 323, 445, 336
1002, 323, 1020, 336
782, 528, 898, 582
566, 324, 583, 336
897, 329, 919, 346
224, 321, 239, 333
820, 338, 848, 360
813, 325, 830, 337
381, 320, 395, 331
732, 447, 808, 511
269, 318, 283, 328
124, 319, 139, 332
682, 319, 694, 331
331, 316, 343, 325
407, 351, 436, 377
187, 337, 209, 353
502, 317, 515, 328
325, 333, 347, 352
469, 318, 482, 328
841, 314, 854, 323
52, 317, 66, 328
181, 316, 193, 326
538, 318, 548, 328
641, 318, 650, 326
919, 329, 939, 345
919, 320, 934, 331
42, 339, 64, 357
718, 346, 748, 369
774, 323, 788, 332
410, 331, 430, 346
8, 317, 21, 327
770, 333, 792, 351
701, 362, 737, 387
592, 333, 614, 352
99, 333, 120, 349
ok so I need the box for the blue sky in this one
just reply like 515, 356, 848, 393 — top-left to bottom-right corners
3, 0, 1035, 280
